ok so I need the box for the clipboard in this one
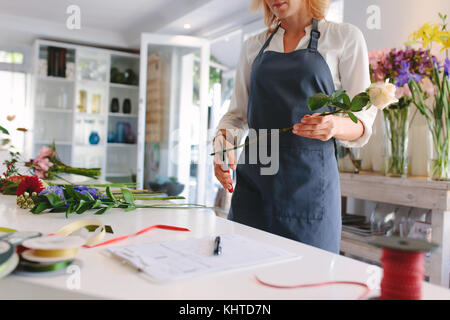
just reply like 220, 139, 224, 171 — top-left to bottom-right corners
107, 234, 301, 283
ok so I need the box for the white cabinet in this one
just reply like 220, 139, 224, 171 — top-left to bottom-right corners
31, 40, 140, 182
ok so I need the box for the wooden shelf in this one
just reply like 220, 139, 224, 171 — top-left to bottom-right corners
340, 171, 450, 211
340, 171, 445, 286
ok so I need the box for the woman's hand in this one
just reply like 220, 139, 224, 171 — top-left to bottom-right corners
213, 131, 236, 193
292, 113, 338, 141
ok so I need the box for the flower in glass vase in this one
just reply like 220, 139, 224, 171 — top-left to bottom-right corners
368, 45, 436, 178
407, 13, 450, 181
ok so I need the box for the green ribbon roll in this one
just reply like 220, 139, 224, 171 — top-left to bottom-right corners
18, 260, 74, 273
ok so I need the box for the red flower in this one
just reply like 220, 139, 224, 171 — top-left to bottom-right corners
16, 176, 45, 197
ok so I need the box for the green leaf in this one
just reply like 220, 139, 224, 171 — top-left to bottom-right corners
45, 193, 65, 207
125, 206, 137, 212
85, 225, 114, 234
350, 92, 370, 111
30, 202, 52, 214
74, 200, 87, 212
307, 94, 331, 111
92, 200, 102, 209
331, 90, 347, 103
121, 188, 135, 205
0, 125, 9, 135
94, 203, 114, 215
76, 202, 94, 214
64, 185, 82, 200
106, 186, 116, 202
49, 207, 67, 213
65, 203, 74, 218
347, 112, 358, 123
343, 94, 351, 107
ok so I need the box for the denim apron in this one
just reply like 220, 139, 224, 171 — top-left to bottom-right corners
229, 19, 341, 253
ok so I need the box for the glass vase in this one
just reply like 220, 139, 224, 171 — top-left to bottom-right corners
382, 106, 410, 178
427, 128, 450, 181
337, 142, 362, 174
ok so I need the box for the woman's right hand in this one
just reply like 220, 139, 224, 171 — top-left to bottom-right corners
213, 131, 236, 193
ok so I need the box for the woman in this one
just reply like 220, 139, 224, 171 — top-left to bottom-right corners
213, 0, 377, 253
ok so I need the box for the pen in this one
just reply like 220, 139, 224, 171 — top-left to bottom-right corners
213, 236, 222, 256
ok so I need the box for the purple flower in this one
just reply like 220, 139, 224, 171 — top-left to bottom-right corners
74, 186, 100, 200
39, 186, 65, 201
444, 57, 450, 78
395, 61, 422, 87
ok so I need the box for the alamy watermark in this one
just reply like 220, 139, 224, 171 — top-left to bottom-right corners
66, 5, 81, 30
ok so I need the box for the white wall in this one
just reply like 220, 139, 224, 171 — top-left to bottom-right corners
344, 0, 450, 51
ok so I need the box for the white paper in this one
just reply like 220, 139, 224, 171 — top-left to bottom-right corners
108, 234, 300, 282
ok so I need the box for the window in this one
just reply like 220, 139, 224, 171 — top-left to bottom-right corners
0, 51, 24, 65
0, 47, 31, 155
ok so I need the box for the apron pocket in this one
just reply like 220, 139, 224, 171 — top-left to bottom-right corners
272, 147, 325, 221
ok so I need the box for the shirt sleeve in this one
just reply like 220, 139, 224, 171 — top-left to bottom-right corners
337, 24, 378, 149
215, 38, 251, 141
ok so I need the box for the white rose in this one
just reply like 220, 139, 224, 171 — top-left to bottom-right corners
367, 82, 398, 110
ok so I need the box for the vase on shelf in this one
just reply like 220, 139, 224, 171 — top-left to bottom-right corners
89, 131, 100, 145
337, 142, 362, 174
78, 90, 87, 113
427, 127, 449, 181
124, 122, 135, 144
108, 131, 116, 143
92, 94, 101, 114
110, 98, 119, 113
116, 122, 125, 143
382, 102, 410, 178
123, 98, 131, 114
57, 87, 68, 109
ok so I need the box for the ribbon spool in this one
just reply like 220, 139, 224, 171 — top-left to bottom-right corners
17, 259, 74, 273
54, 218, 106, 247
0, 240, 19, 279
368, 236, 439, 300
21, 235, 86, 263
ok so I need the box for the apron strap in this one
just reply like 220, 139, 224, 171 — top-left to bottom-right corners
257, 24, 281, 57
307, 18, 320, 50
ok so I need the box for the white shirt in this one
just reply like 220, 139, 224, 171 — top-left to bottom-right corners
216, 19, 377, 148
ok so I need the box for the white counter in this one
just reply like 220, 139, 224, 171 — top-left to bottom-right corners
1, 195, 449, 300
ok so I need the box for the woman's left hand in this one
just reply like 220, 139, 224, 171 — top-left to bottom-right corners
292, 113, 337, 141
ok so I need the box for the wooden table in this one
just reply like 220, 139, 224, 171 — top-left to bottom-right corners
340, 172, 450, 288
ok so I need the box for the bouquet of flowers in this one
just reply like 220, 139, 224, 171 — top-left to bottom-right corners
26, 185, 207, 217
406, 13, 450, 180
26, 143, 101, 180
368, 46, 435, 177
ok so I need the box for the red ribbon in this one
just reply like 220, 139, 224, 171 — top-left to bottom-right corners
83, 225, 190, 248
254, 276, 371, 300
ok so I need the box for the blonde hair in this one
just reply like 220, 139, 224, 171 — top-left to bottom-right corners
250, 0, 330, 31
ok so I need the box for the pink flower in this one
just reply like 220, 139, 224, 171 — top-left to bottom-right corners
32, 157, 54, 178
395, 84, 412, 99
419, 77, 435, 97
34, 169, 46, 179
36, 146, 54, 159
